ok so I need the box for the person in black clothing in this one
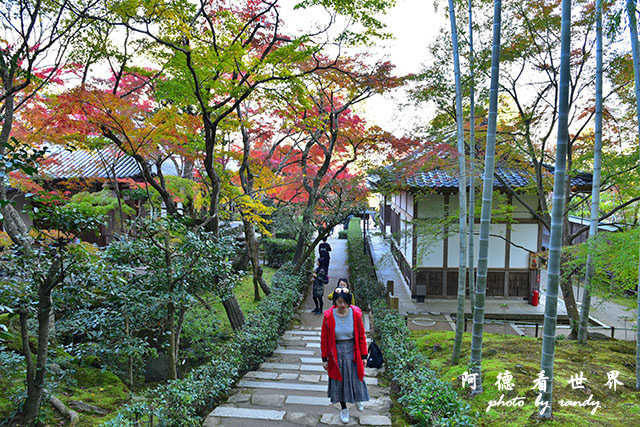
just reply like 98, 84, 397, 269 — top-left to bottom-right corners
318, 237, 332, 272
312, 260, 329, 314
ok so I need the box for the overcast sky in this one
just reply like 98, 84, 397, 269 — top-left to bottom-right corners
359, 0, 446, 136
283, 0, 448, 136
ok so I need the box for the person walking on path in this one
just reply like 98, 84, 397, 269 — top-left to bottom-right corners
320, 287, 370, 424
318, 237, 331, 272
312, 260, 328, 314
328, 278, 356, 306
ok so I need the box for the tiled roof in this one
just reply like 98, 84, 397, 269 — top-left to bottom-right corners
40, 146, 141, 179
406, 167, 531, 190
543, 165, 592, 190
404, 166, 592, 192
38, 146, 179, 180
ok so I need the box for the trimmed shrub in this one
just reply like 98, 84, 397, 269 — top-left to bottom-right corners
338, 230, 348, 239
262, 238, 297, 268
102, 260, 313, 426
346, 219, 474, 427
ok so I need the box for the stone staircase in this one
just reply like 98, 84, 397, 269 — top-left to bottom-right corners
203, 322, 392, 426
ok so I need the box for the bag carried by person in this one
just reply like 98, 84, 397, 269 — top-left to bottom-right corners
366, 341, 384, 368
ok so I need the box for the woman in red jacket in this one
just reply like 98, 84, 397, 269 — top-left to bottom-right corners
321, 287, 370, 424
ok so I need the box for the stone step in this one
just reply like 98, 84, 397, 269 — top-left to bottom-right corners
300, 357, 323, 364
205, 406, 391, 426
273, 347, 316, 355
210, 406, 285, 420
243, 371, 378, 385
238, 379, 326, 392
259, 362, 325, 372
236, 383, 389, 400
285, 395, 332, 406
286, 330, 321, 336
230, 390, 391, 409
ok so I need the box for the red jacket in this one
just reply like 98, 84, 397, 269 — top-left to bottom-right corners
321, 305, 368, 382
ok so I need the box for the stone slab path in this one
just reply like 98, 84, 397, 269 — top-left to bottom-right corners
203, 237, 393, 426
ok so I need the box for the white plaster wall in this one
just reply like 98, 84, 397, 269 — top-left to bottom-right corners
455, 224, 507, 268
415, 195, 445, 267
513, 195, 538, 219
417, 196, 444, 219
405, 219, 413, 263
509, 223, 539, 268
418, 234, 443, 267
488, 224, 507, 268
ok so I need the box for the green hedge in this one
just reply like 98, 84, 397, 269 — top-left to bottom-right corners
102, 260, 313, 426
346, 219, 474, 427
262, 237, 297, 268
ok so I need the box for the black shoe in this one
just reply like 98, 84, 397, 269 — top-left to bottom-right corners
312, 308, 320, 314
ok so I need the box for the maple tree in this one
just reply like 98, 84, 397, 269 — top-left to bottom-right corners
80, 0, 391, 238
0, 0, 101, 247
241, 58, 401, 273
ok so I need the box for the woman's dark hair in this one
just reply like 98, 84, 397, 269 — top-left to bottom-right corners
336, 278, 350, 288
333, 288, 352, 305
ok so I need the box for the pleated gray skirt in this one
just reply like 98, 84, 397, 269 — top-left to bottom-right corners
327, 339, 370, 403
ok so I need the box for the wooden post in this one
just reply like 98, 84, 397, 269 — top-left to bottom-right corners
390, 296, 399, 311
387, 280, 394, 295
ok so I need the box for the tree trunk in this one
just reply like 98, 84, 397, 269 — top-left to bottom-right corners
561, 164, 580, 336
182, 158, 194, 180
125, 313, 133, 386
1, 69, 31, 246
292, 226, 333, 275
578, 25, 602, 344
469, 0, 502, 395
0, 202, 31, 246
232, 248, 250, 272
167, 300, 177, 380
175, 306, 186, 376
625, 0, 640, 390
203, 123, 221, 236
221, 296, 245, 331
165, 235, 177, 381
19, 310, 36, 426
560, 254, 580, 337
539, 0, 572, 417
242, 217, 270, 301
293, 204, 315, 264
449, 0, 469, 366
467, 0, 477, 319
22, 255, 62, 425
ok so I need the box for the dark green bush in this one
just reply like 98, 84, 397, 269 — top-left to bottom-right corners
338, 230, 348, 239
346, 219, 474, 427
262, 237, 297, 268
102, 260, 312, 426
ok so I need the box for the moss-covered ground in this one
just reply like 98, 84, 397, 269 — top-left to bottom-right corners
0, 353, 129, 426
410, 330, 640, 426
0, 268, 276, 426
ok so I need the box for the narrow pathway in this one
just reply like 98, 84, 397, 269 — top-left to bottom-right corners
203, 237, 392, 426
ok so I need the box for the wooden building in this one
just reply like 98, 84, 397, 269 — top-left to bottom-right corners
2, 145, 179, 246
376, 167, 591, 300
